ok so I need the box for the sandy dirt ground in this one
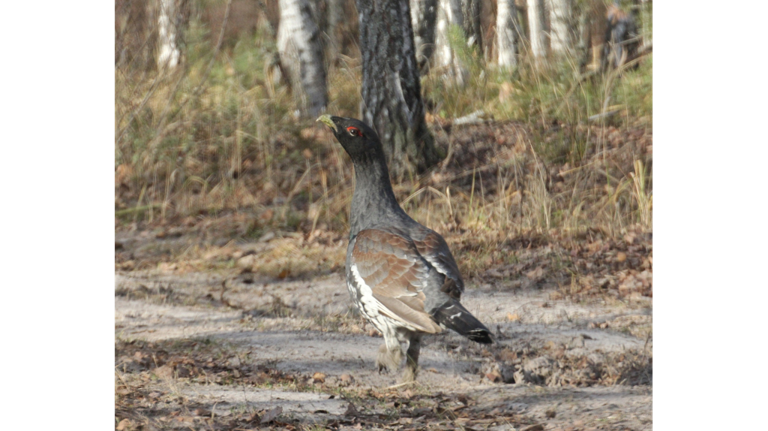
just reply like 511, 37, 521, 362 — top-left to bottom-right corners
116, 269, 651, 430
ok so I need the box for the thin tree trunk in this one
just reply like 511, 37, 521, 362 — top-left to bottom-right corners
410, 0, 438, 73
434, 0, 468, 85
548, 0, 572, 55
589, 0, 607, 71
357, 0, 441, 175
640, 0, 653, 48
278, 0, 328, 117
157, 0, 180, 69
577, 4, 591, 71
604, 1, 639, 70
326, 0, 343, 62
526, 0, 547, 60
496, 0, 520, 68
461, 0, 482, 51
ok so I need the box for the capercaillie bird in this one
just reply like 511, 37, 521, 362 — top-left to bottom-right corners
317, 115, 493, 383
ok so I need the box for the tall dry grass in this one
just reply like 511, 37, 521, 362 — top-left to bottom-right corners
115, 11, 652, 261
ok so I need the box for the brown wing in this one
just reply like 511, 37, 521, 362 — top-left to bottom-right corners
412, 229, 464, 299
351, 229, 442, 334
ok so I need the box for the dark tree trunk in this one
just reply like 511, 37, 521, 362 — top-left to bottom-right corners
603, 1, 639, 70
461, 0, 482, 52
577, 5, 591, 72
357, 0, 442, 176
410, 0, 438, 73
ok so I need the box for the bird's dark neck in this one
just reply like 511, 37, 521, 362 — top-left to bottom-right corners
349, 157, 410, 238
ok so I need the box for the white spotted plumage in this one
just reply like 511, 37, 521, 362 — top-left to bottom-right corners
349, 263, 421, 334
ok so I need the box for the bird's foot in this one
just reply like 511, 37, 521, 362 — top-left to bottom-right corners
376, 343, 401, 374
400, 366, 417, 384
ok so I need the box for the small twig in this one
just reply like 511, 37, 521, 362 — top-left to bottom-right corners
116, 204, 162, 216
588, 110, 620, 123
115, 368, 130, 389
385, 381, 416, 390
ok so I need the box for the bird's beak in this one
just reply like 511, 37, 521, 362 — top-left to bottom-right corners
316, 114, 337, 133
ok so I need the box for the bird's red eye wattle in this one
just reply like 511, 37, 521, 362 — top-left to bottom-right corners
346, 127, 363, 137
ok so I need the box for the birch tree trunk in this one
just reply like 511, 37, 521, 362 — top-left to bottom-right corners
410, 0, 438, 73
326, 0, 343, 61
496, 0, 520, 68
547, 0, 572, 55
357, 0, 441, 175
277, 0, 328, 117
434, 0, 468, 85
157, 0, 180, 69
526, 0, 547, 61
640, 0, 653, 47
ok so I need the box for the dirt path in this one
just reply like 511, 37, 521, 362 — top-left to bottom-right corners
116, 271, 652, 430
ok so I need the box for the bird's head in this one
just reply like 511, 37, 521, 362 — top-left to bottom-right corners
316, 115, 384, 164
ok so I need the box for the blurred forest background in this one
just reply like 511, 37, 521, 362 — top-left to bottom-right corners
115, 0, 652, 299
114, 2, 652, 427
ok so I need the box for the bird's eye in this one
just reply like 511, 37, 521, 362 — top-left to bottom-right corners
346, 127, 362, 137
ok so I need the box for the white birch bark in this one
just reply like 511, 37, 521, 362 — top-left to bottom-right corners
548, 0, 572, 55
526, 0, 547, 60
496, 0, 519, 68
639, 0, 651, 51
277, 0, 328, 117
157, 0, 180, 69
433, 0, 467, 85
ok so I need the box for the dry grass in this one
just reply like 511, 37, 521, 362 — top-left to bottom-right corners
115, 14, 652, 286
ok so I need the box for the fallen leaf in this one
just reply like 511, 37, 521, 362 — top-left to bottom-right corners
344, 403, 359, 416
312, 372, 326, 383
499, 81, 515, 103
260, 406, 282, 424
340, 373, 355, 385
153, 364, 174, 380
260, 209, 274, 222
116, 419, 132, 431
498, 349, 517, 362
485, 370, 502, 383
507, 313, 520, 322
300, 128, 315, 140
526, 267, 544, 280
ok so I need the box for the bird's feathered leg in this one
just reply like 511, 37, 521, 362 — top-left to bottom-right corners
376, 330, 402, 373
401, 333, 422, 383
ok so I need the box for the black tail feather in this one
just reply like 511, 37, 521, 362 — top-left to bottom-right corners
431, 300, 493, 344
